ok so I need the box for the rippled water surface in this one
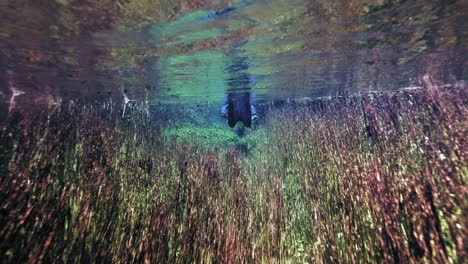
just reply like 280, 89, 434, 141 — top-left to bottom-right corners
1, 0, 467, 107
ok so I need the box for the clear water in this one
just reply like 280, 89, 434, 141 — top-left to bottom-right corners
1, 1, 467, 262
1, 0, 467, 109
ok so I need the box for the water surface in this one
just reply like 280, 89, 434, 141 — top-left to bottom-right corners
1, 0, 467, 111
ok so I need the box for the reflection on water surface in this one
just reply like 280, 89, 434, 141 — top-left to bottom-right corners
0, 0, 467, 110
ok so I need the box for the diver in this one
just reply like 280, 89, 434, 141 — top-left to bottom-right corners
221, 94, 258, 128
220, 55, 258, 128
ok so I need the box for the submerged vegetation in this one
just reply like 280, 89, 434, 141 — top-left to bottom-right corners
1, 0, 466, 263
0, 82, 466, 263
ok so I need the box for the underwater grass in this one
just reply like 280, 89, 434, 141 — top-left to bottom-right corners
0, 83, 466, 263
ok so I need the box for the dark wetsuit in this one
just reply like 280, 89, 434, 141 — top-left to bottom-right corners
221, 95, 257, 127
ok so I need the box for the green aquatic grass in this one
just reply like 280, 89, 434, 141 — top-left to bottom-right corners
0, 84, 466, 263
162, 121, 266, 152
163, 124, 239, 148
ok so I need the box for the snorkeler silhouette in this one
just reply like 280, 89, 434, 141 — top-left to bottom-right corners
221, 54, 258, 128
221, 93, 257, 127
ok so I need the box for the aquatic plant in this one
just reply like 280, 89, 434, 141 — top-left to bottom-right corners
255, 83, 467, 263
0, 82, 466, 263
163, 124, 239, 148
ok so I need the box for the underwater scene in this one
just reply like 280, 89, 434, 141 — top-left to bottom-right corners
0, 0, 467, 263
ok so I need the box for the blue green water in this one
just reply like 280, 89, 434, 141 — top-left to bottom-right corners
0, 0, 467, 112
98, 0, 468, 105
0, 1, 467, 262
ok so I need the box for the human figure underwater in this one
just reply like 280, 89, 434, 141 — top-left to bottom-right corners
220, 56, 258, 128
